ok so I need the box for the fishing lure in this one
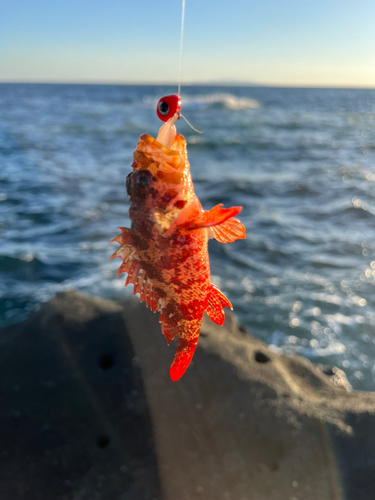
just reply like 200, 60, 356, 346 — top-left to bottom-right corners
110, 95, 246, 381
156, 94, 181, 122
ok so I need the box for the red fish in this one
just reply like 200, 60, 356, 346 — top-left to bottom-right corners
110, 110, 245, 381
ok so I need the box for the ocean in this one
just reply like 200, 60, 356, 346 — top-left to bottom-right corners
1, 83, 375, 390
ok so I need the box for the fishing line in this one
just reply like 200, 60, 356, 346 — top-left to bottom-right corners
177, 0, 202, 134
180, 113, 202, 133
177, 0, 186, 97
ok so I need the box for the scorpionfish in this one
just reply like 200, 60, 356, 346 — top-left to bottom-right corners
110, 107, 246, 381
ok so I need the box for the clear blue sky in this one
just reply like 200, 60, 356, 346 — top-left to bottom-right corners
1, 0, 375, 87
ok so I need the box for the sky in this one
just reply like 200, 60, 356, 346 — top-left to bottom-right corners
1, 0, 375, 87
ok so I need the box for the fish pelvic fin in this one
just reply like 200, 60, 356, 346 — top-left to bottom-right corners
205, 283, 232, 326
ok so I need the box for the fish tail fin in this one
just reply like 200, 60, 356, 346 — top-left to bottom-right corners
169, 333, 200, 382
168, 318, 202, 382
205, 283, 232, 326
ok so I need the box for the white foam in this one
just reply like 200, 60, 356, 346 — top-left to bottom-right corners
312, 342, 346, 357
183, 93, 260, 110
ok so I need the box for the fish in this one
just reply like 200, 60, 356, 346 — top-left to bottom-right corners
110, 108, 246, 381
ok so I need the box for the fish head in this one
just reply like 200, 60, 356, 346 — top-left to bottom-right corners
126, 126, 194, 235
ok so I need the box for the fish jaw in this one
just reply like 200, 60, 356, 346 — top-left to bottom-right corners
133, 132, 189, 175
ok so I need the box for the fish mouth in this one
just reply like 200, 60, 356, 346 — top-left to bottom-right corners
134, 130, 187, 175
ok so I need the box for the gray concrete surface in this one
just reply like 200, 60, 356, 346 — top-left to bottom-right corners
1, 290, 375, 499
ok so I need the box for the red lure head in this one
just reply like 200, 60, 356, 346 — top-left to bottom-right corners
156, 94, 181, 122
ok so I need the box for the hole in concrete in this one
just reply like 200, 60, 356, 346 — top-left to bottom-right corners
99, 354, 114, 370
322, 366, 334, 376
97, 436, 110, 448
254, 351, 271, 363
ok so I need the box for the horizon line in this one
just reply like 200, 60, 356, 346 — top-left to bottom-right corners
1, 80, 375, 90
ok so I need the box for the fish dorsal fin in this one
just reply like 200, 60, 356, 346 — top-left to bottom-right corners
110, 228, 159, 313
109, 228, 135, 264
137, 272, 160, 313
207, 217, 246, 243
109, 227, 133, 248
124, 262, 159, 313
205, 284, 232, 326
124, 259, 159, 313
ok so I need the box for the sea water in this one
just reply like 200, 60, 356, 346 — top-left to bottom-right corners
1, 83, 375, 390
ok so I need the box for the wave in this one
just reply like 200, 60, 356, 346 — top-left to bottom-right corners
182, 93, 261, 110
0, 254, 43, 273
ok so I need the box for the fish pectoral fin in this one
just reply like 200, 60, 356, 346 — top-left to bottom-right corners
207, 217, 246, 243
186, 204, 244, 233
164, 200, 246, 243
205, 284, 232, 326
162, 195, 202, 238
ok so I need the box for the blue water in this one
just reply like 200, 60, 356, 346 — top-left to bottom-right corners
1, 83, 375, 390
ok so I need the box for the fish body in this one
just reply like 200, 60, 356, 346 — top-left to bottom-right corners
111, 120, 245, 381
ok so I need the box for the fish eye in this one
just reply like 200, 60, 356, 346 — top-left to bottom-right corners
158, 101, 169, 116
126, 173, 132, 195
135, 170, 152, 190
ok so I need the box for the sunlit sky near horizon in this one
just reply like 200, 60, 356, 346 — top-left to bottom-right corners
1, 0, 375, 87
